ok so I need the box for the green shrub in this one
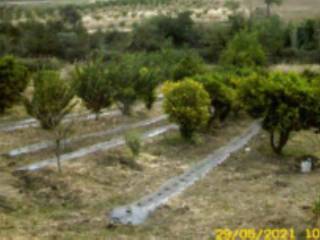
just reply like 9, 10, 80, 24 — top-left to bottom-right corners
0, 19, 90, 61
107, 54, 140, 115
73, 59, 113, 119
24, 70, 75, 172
59, 5, 81, 26
240, 71, 320, 154
136, 67, 160, 110
107, 53, 162, 114
173, 53, 205, 81
196, 23, 232, 62
25, 70, 75, 130
194, 72, 236, 124
130, 11, 197, 51
252, 15, 287, 60
125, 131, 142, 159
0, 55, 29, 113
163, 79, 210, 140
220, 30, 267, 68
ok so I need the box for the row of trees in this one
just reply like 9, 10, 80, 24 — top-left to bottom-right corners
0, 49, 207, 120
74, 54, 161, 117
163, 68, 320, 155
0, 53, 170, 172
1, 3, 320, 64
2, 49, 210, 171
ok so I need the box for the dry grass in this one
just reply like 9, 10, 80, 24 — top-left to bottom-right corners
143, 130, 320, 240
0, 114, 252, 239
1, 111, 320, 239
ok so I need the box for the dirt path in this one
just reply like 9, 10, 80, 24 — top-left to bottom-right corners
109, 121, 261, 225
5, 115, 167, 157
16, 124, 177, 172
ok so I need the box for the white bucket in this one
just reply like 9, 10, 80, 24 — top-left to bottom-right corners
301, 159, 312, 173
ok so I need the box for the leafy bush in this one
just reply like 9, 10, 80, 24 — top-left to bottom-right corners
0, 20, 90, 61
194, 72, 236, 124
107, 54, 141, 115
163, 79, 210, 140
153, 48, 204, 81
130, 11, 197, 51
25, 70, 75, 130
137, 67, 160, 110
130, 17, 170, 51
173, 53, 205, 81
252, 15, 287, 60
197, 23, 232, 62
24, 70, 75, 172
296, 19, 320, 50
220, 30, 267, 67
107, 53, 163, 114
59, 5, 82, 26
0, 55, 29, 113
125, 131, 142, 159
73, 59, 113, 119
240, 71, 320, 154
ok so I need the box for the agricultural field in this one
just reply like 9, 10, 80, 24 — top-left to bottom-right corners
1, 0, 320, 239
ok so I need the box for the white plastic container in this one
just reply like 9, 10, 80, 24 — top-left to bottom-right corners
301, 158, 312, 173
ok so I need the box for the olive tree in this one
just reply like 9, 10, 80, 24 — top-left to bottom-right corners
25, 70, 76, 172
163, 79, 210, 140
240, 71, 320, 155
0, 55, 29, 113
73, 59, 113, 120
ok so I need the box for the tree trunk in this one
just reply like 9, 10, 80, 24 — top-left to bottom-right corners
180, 125, 193, 141
95, 111, 100, 121
122, 104, 131, 116
219, 105, 231, 123
270, 130, 290, 155
55, 139, 62, 173
207, 115, 216, 129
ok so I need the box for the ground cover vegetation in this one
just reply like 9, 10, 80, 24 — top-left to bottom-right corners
1, 0, 320, 238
